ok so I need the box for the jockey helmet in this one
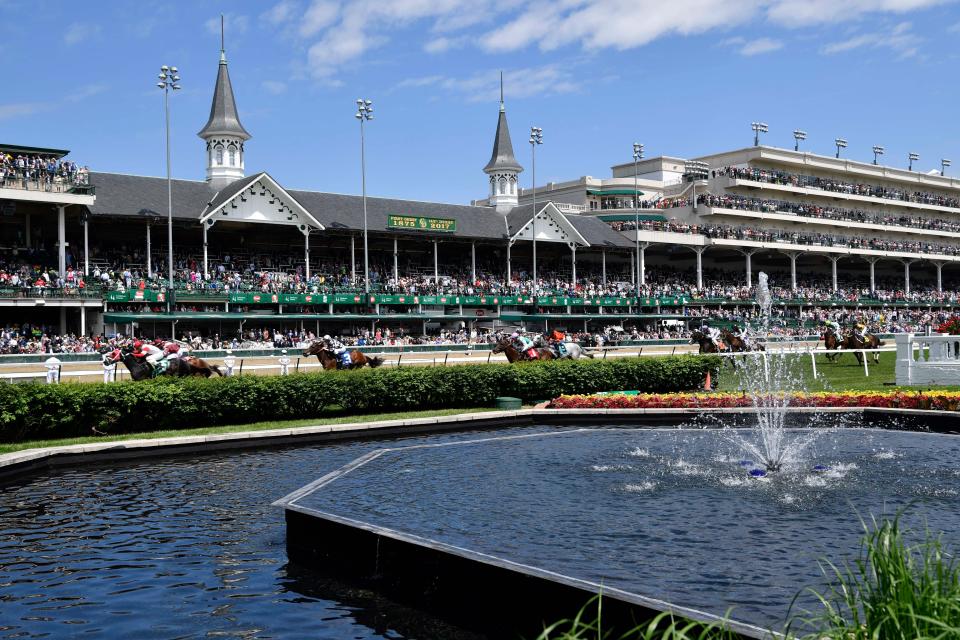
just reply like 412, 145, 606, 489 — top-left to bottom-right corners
511, 332, 519, 338
323, 335, 331, 341
133, 340, 142, 349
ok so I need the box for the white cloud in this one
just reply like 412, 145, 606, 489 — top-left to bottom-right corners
821, 21, 921, 57
739, 36, 783, 55
299, 0, 340, 37
424, 35, 468, 53
263, 0, 299, 25
68, 83, 108, 102
396, 66, 579, 102
206, 13, 249, 39
766, 0, 950, 27
279, 0, 947, 81
64, 22, 101, 46
0, 102, 49, 120
262, 80, 288, 94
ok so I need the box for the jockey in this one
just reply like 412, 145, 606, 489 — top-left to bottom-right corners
547, 329, 566, 356
511, 332, 537, 359
731, 324, 752, 349
702, 323, 721, 350
323, 334, 350, 366
854, 321, 869, 341
137, 340, 164, 366
824, 319, 841, 336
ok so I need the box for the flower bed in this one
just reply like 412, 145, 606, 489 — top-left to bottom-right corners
548, 390, 960, 411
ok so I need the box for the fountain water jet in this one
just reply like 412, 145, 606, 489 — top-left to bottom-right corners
722, 271, 821, 472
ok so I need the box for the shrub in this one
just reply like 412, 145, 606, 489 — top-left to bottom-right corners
0, 356, 718, 442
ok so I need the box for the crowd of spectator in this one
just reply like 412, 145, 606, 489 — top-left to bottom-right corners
694, 193, 960, 234
715, 165, 960, 209
0, 151, 89, 191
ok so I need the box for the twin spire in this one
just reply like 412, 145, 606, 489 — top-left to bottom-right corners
484, 71, 522, 174
198, 14, 250, 142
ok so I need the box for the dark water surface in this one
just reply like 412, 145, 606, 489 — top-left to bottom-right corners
295, 427, 960, 631
2, 425, 959, 637
0, 426, 536, 639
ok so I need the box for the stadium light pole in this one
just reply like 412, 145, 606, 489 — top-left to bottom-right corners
157, 65, 180, 294
751, 122, 768, 146
908, 152, 919, 171
356, 99, 373, 293
942, 159, 952, 176
529, 126, 543, 295
632, 142, 644, 298
872, 145, 885, 165
834, 137, 847, 159
793, 129, 807, 152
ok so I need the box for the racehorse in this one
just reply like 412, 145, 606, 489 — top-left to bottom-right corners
720, 328, 764, 353
492, 337, 554, 363
822, 329, 884, 365
843, 332, 885, 365
533, 336, 594, 360
302, 342, 384, 370
690, 330, 723, 354
102, 349, 222, 380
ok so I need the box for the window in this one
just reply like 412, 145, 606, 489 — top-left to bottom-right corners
228, 148, 237, 167
215, 145, 224, 165
498, 177, 506, 195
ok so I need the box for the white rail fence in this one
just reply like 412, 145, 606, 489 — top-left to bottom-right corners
895, 333, 960, 386
0, 341, 898, 383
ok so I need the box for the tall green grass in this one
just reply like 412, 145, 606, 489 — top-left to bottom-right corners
790, 514, 960, 640
533, 595, 736, 640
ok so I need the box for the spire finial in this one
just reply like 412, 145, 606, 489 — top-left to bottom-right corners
219, 14, 226, 62
499, 71, 504, 112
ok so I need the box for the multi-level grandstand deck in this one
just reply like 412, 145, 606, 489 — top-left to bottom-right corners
0, 144, 93, 198
697, 146, 960, 215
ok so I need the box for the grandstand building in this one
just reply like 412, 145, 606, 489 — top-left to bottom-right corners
2, 41, 960, 343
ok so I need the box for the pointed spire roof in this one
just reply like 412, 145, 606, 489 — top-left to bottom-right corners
483, 73, 522, 174
198, 23, 250, 141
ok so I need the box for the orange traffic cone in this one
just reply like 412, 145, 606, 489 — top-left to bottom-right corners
704, 370, 712, 391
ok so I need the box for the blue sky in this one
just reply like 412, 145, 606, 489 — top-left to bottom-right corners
2, 0, 960, 204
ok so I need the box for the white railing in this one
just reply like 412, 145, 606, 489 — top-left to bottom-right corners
895, 333, 960, 385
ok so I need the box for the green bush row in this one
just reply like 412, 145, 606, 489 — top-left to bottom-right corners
0, 355, 719, 442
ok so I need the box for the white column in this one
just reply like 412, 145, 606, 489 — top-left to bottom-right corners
936, 262, 943, 293
202, 225, 209, 279
57, 205, 66, 277
570, 245, 577, 283
782, 251, 799, 291
506, 242, 512, 281
830, 256, 839, 293
350, 236, 356, 284
80, 306, 86, 336
146, 223, 152, 276
742, 249, 756, 287
471, 241, 476, 283
83, 216, 89, 276
393, 237, 399, 282
601, 250, 607, 286
867, 257, 879, 294
693, 247, 706, 290
304, 231, 311, 279
903, 259, 913, 294
639, 243, 647, 286
433, 239, 439, 282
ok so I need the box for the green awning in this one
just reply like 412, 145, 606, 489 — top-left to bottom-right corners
596, 213, 666, 222
587, 189, 646, 196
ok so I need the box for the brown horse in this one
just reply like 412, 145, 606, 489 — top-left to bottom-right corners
102, 349, 222, 380
822, 329, 884, 364
302, 342, 384, 370
492, 337, 554, 363
690, 330, 723, 354
720, 329, 764, 353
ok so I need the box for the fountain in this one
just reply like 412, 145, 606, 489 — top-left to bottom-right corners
720, 271, 821, 472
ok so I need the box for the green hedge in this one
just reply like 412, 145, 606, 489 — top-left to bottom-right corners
0, 356, 719, 442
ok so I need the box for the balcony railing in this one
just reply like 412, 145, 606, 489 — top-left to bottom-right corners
0, 174, 93, 195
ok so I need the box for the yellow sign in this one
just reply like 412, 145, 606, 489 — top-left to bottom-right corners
387, 215, 456, 232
